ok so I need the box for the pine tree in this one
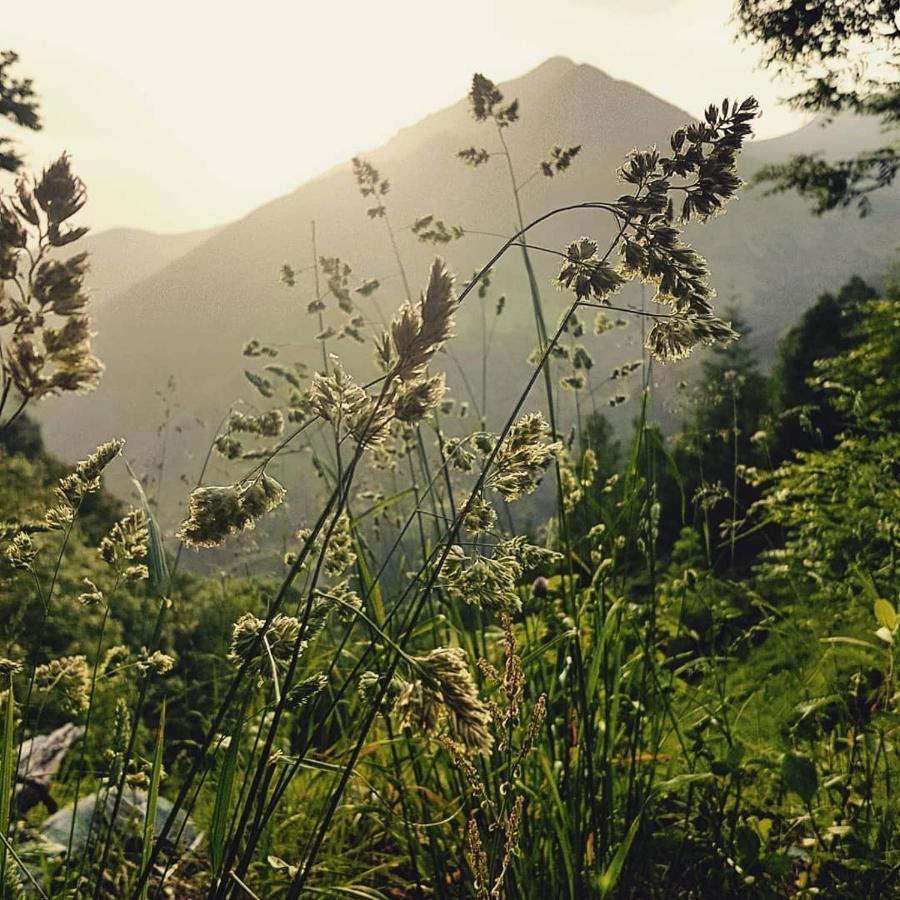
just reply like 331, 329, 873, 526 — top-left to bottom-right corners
673, 312, 768, 567
769, 275, 877, 460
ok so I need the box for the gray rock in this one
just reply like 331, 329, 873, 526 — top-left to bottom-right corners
15, 722, 84, 814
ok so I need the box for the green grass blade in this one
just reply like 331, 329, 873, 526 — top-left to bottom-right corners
210, 710, 243, 878
597, 813, 641, 898
139, 698, 165, 900
124, 458, 171, 596
0, 680, 14, 891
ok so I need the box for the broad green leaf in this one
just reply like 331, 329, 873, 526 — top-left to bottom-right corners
653, 772, 714, 796
781, 752, 817, 804
874, 598, 898, 630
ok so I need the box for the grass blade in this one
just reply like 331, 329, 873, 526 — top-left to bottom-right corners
139, 698, 166, 900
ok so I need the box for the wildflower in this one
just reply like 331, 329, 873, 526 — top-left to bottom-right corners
594, 311, 613, 335
444, 437, 475, 473
285, 673, 328, 710
309, 359, 391, 446
126, 772, 151, 790
540, 144, 582, 177
352, 157, 389, 218
42, 504, 74, 530
440, 545, 518, 612
395, 677, 441, 734
227, 409, 284, 438
214, 435, 242, 459
294, 512, 356, 580
466, 73, 518, 126
439, 538, 560, 614
53, 439, 123, 509
101, 645, 130, 676
358, 670, 403, 715
559, 451, 583, 511
458, 146, 491, 167
466, 818, 490, 896
560, 373, 586, 391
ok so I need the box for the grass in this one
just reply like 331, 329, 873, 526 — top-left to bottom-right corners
0, 77, 898, 899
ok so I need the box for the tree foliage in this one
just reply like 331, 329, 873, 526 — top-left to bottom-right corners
0, 50, 41, 175
736, 0, 900, 214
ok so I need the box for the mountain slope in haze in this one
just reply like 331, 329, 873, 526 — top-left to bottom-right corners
35, 57, 900, 538
78, 225, 220, 302
748, 111, 894, 165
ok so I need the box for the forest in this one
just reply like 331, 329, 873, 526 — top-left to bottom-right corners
1, 1, 899, 897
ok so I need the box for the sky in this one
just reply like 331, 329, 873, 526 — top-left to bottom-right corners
5, 0, 810, 234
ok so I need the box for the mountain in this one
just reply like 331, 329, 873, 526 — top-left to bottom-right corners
34, 57, 900, 541
749, 111, 893, 164
77, 226, 219, 303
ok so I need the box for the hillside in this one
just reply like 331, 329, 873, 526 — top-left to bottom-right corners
34, 57, 900, 534
78, 226, 220, 303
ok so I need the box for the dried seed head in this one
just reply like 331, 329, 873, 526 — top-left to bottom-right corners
140, 650, 175, 675
488, 413, 561, 500
77, 578, 104, 606
390, 259, 458, 382
645, 312, 738, 362
393, 373, 446, 423
0, 658, 23, 678
34, 655, 91, 714
177, 474, 286, 549
413, 647, 494, 752
6, 531, 36, 568
228, 613, 305, 683
461, 493, 497, 535
99, 508, 149, 580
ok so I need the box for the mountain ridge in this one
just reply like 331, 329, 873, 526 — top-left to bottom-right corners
36, 57, 898, 536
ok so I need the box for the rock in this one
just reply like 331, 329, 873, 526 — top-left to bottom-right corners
15, 722, 84, 815
41, 787, 199, 857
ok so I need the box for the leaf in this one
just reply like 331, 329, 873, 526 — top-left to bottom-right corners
874, 598, 898, 630
139, 699, 166, 900
597, 814, 641, 897
209, 708, 244, 877
781, 752, 817, 804
124, 459, 170, 597
735, 824, 761, 866
0, 680, 14, 889
653, 772, 714, 796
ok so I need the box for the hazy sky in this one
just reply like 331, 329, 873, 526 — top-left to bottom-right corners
6, 0, 809, 234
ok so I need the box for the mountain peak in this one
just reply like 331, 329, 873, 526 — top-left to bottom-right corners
521, 55, 578, 77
